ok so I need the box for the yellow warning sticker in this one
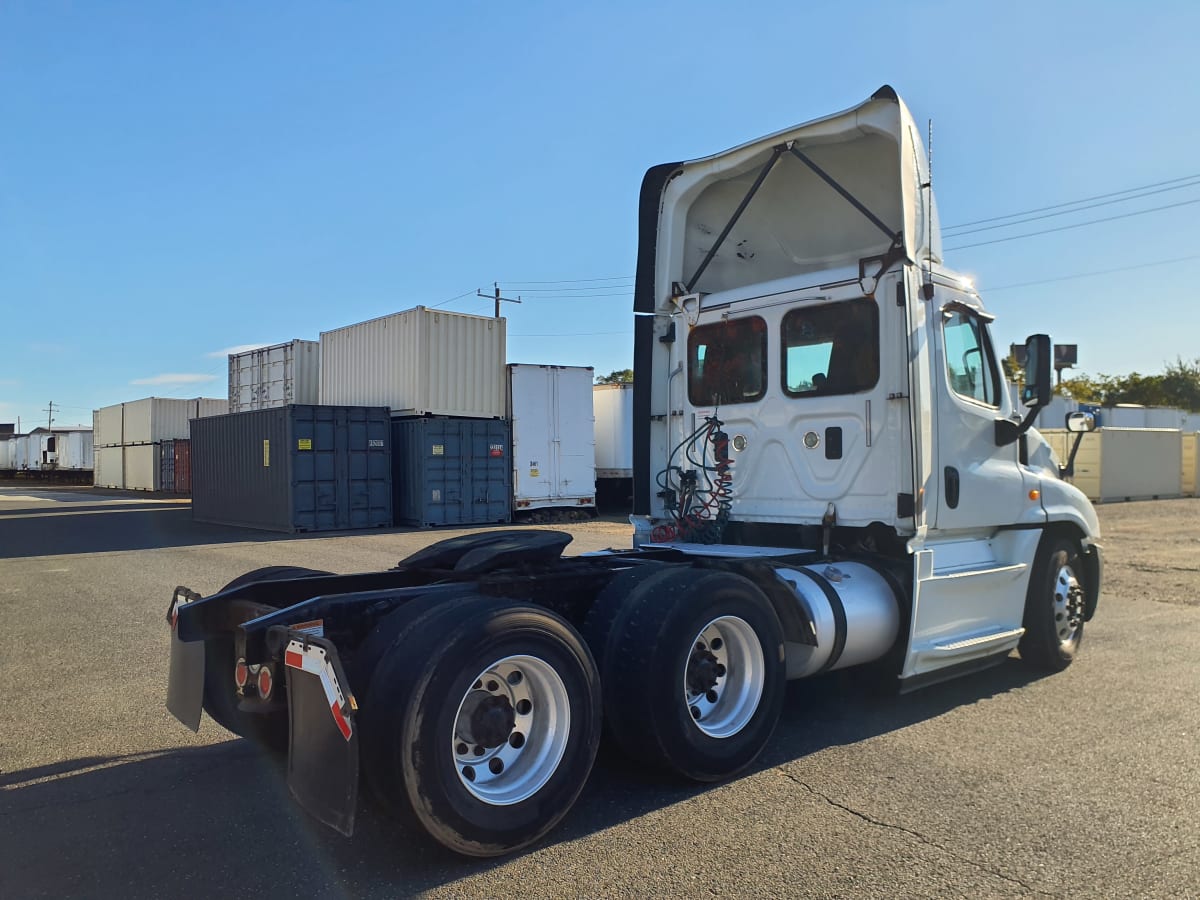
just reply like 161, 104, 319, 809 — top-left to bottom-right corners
297, 438, 312, 450
263, 439, 270, 467
530, 468, 540, 478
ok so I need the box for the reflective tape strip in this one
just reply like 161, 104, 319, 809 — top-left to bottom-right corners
284, 638, 353, 741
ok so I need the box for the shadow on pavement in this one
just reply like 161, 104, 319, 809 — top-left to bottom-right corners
0, 662, 1045, 899
0, 504, 408, 559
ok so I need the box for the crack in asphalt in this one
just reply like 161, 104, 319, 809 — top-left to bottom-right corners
778, 769, 1062, 898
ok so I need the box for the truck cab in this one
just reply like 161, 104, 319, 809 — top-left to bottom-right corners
631, 85, 1101, 689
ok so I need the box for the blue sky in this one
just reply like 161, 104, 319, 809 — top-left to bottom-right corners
2, 1, 1198, 430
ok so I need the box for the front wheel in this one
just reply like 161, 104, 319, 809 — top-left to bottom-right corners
1019, 536, 1085, 672
363, 596, 602, 857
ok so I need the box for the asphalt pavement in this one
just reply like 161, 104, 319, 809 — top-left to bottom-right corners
0, 486, 1196, 898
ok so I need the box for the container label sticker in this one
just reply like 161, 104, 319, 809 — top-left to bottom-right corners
368, 439, 384, 448
432, 489, 441, 502
530, 468, 540, 478
297, 438, 312, 451
489, 444, 504, 457
432, 444, 444, 456
263, 440, 270, 467
290, 619, 324, 638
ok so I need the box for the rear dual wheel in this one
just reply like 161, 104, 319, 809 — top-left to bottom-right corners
585, 567, 786, 782
362, 595, 601, 857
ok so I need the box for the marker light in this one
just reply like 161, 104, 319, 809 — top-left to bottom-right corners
1029, 489, 1041, 501
257, 665, 274, 701
234, 659, 250, 689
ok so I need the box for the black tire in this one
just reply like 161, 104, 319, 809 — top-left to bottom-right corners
203, 566, 331, 749
362, 595, 602, 857
588, 566, 785, 782
1019, 536, 1085, 672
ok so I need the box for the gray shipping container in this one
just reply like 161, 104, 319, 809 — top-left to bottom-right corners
192, 405, 392, 532
392, 417, 511, 527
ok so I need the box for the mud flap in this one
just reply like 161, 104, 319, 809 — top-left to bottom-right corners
283, 635, 359, 836
166, 587, 205, 731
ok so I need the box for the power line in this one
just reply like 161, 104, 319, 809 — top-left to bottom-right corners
945, 196, 1200, 251
984, 253, 1200, 292
503, 275, 633, 285
944, 179, 1200, 237
503, 283, 634, 293
511, 330, 632, 337
943, 172, 1200, 230
430, 288, 481, 309
517, 292, 634, 300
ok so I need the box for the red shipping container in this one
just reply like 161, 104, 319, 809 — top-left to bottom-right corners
173, 439, 191, 494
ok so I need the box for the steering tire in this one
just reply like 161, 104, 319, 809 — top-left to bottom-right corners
1019, 536, 1085, 672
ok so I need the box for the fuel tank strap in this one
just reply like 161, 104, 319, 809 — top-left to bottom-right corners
790, 568, 848, 673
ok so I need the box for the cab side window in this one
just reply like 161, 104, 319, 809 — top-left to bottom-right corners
942, 308, 1000, 406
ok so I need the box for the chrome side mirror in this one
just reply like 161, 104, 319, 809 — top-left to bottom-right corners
1065, 411, 1096, 434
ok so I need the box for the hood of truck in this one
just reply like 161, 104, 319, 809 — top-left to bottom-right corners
634, 85, 940, 313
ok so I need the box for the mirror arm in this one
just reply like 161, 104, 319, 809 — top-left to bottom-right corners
1060, 429, 1086, 478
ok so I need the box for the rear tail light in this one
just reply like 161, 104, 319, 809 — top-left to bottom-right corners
234, 659, 250, 690
257, 665, 274, 701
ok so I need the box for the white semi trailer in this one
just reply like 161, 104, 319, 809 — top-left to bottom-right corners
166, 86, 1101, 858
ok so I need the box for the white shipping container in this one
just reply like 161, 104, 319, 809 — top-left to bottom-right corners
93, 397, 225, 446
94, 445, 123, 488
320, 307, 506, 419
228, 340, 320, 413
1072, 428, 1183, 501
1102, 405, 1148, 428
0, 437, 12, 470
53, 430, 94, 471
592, 383, 634, 479
508, 364, 596, 512
14, 433, 46, 471
94, 405, 125, 448
1144, 407, 1188, 429
93, 444, 160, 490
1182, 433, 1198, 497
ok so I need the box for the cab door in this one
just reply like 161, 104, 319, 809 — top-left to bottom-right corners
930, 290, 1030, 533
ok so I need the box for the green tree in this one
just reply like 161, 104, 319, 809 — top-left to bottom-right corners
595, 368, 633, 384
1055, 358, 1200, 410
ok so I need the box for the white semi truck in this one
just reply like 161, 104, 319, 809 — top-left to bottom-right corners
166, 85, 1101, 858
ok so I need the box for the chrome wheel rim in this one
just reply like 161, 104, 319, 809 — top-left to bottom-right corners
1053, 563, 1084, 645
452, 655, 570, 806
683, 616, 765, 739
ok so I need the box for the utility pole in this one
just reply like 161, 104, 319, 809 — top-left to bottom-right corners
478, 282, 522, 318
44, 401, 55, 431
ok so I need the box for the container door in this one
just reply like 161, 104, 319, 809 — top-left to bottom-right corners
510, 367, 553, 503
175, 440, 192, 494
467, 420, 510, 524
161, 440, 176, 493
554, 369, 595, 501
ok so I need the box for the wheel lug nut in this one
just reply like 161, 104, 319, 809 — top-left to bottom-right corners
516, 699, 532, 715
507, 670, 523, 686
690, 705, 701, 719
489, 758, 504, 774
509, 732, 525, 749
706, 689, 718, 703
715, 664, 726, 677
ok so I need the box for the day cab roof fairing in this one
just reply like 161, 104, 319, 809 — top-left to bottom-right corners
633, 86, 941, 515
